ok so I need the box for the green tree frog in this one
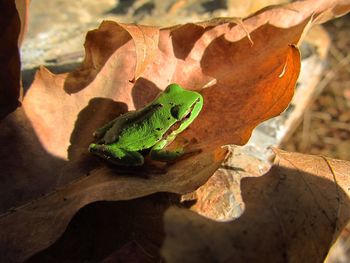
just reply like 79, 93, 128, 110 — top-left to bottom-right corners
88, 83, 203, 166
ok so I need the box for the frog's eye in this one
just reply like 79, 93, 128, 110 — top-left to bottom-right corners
170, 105, 180, 119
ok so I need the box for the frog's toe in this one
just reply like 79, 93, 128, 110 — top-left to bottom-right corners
150, 148, 184, 161
88, 143, 99, 152
88, 144, 110, 158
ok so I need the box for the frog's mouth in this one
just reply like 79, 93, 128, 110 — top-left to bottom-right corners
180, 97, 200, 121
160, 100, 199, 143
182, 110, 192, 121
165, 122, 182, 137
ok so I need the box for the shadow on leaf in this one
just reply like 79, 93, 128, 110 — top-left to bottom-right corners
19, 162, 350, 263
25, 193, 183, 263
162, 163, 350, 263
0, 109, 66, 213
63, 22, 133, 94
131, 78, 160, 109
68, 97, 128, 161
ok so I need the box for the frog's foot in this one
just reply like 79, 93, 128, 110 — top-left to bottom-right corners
172, 148, 202, 162
150, 148, 202, 163
89, 144, 144, 166
150, 148, 183, 162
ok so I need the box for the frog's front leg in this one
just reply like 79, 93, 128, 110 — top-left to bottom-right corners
150, 136, 203, 162
89, 144, 144, 166
149, 138, 184, 162
93, 118, 119, 140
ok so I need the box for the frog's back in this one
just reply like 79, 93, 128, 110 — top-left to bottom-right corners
115, 105, 174, 151
113, 83, 202, 151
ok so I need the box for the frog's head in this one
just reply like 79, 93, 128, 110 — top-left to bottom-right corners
162, 84, 203, 132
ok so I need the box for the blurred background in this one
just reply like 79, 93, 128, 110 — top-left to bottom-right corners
21, 0, 349, 262
283, 15, 350, 161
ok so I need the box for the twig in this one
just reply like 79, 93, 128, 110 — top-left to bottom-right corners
301, 109, 311, 151
331, 122, 350, 132
330, 46, 350, 74
311, 111, 332, 121
316, 52, 350, 97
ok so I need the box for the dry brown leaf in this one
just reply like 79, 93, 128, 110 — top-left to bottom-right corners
22, 150, 350, 262
1, 1, 349, 262
101, 241, 156, 263
162, 150, 350, 263
0, 0, 22, 119
0, 8, 301, 217
26, 193, 178, 262
64, 22, 160, 94
186, 147, 271, 221
15, 0, 30, 45
0, 147, 226, 263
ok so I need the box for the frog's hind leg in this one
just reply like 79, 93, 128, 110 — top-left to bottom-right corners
89, 144, 144, 166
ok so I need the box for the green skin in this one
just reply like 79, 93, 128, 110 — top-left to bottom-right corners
88, 84, 203, 166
